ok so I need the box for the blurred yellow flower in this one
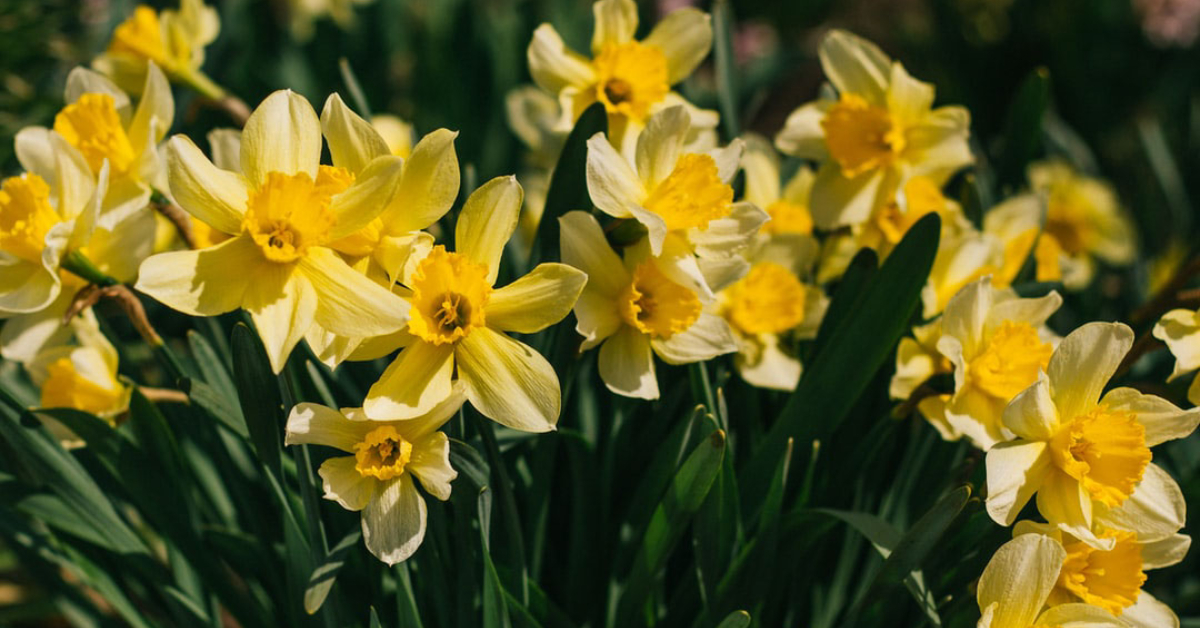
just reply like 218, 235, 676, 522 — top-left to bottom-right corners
363, 177, 586, 433
285, 387, 464, 565
560, 211, 736, 399
741, 134, 815, 238
775, 29, 972, 230
976, 534, 1125, 628
30, 311, 131, 423
135, 90, 410, 372
528, 0, 717, 150
1153, 307, 1200, 405
985, 323, 1200, 548
95, 0, 221, 98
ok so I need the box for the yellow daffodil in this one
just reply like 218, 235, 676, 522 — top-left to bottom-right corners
371, 115, 414, 159
775, 29, 972, 230
891, 318, 948, 400
559, 211, 736, 399
718, 236, 827, 391
284, 0, 374, 41
1026, 160, 1136, 289
135, 90, 410, 372
976, 533, 1125, 628
300, 94, 459, 367
1013, 521, 1189, 627
586, 106, 765, 301
933, 278, 1062, 450
528, 0, 717, 151
0, 132, 107, 317
741, 134, 816, 239
986, 323, 1200, 548
506, 86, 568, 248
29, 310, 131, 424
362, 177, 586, 432
1153, 307, 1200, 405
95, 0, 220, 97
284, 386, 464, 565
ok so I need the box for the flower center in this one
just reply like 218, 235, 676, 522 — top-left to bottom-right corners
1055, 529, 1145, 615
354, 425, 413, 481
54, 93, 137, 176
0, 173, 59, 265
592, 41, 669, 121
243, 166, 351, 263
763, 200, 813, 235
408, 246, 492, 345
1049, 405, 1151, 508
643, 154, 734, 231
873, 176, 948, 244
724, 262, 808, 335
822, 93, 905, 178
108, 6, 170, 67
618, 261, 701, 339
41, 356, 125, 419
967, 320, 1053, 401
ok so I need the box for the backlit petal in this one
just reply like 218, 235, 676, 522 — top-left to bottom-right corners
364, 341, 455, 420
241, 90, 321, 186
598, 326, 658, 399
362, 475, 426, 565
456, 176, 523, 284
166, 135, 249, 235
488, 263, 586, 333
643, 8, 712, 84
456, 327, 560, 432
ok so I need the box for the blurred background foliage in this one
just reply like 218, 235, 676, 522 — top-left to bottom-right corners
2, 0, 1200, 626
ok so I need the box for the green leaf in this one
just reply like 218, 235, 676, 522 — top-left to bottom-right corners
739, 214, 941, 511
530, 102, 607, 266
479, 488, 513, 628
716, 611, 751, 628
395, 561, 424, 628
370, 606, 384, 628
808, 248, 877, 360
187, 329, 238, 401
231, 323, 284, 476
183, 378, 249, 438
612, 430, 726, 628
304, 529, 362, 614
712, 0, 739, 140
449, 437, 490, 492
997, 67, 1050, 188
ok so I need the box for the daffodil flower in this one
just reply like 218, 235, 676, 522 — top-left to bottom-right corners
362, 177, 587, 433
933, 278, 1062, 450
284, 387, 465, 565
95, 0, 221, 98
1013, 521, 1189, 628
528, 0, 717, 151
559, 210, 736, 399
0, 134, 107, 317
1024, 160, 1137, 290
1152, 307, 1200, 405
986, 322, 1200, 548
976, 533, 1125, 628
718, 236, 827, 391
30, 309, 131, 425
775, 29, 972, 230
741, 134, 816, 238
586, 106, 765, 300
135, 90, 410, 373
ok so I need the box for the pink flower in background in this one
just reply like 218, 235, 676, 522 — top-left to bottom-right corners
1135, 0, 1200, 47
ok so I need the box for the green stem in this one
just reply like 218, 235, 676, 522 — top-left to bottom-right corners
61, 250, 118, 287
473, 413, 530, 605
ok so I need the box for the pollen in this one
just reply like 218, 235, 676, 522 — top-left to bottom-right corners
54, 93, 137, 176
967, 320, 1053, 401
408, 246, 492, 345
592, 41, 669, 121
763, 200, 813, 235
619, 261, 702, 339
1056, 528, 1146, 615
723, 262, 808, 336
643, 154, 734, 232
1049, 405, 1152, 508
0, 173, 59, 265
354, 425, 414, 481
107, 5, 170, 67
822, 93, 905, 178
243, 166, 351, 263
40, 357, 125, 418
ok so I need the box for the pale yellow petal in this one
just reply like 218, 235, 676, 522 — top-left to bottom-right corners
558, 211, 630, 297
318, 456, 376, 511
1118, 591, 1178, 628
285, 402, 371, 452
408, 431, 456, 501
320, 93, 389, 174
1095, 463, 1186, 543
528, 24, 595, 94
1140, 533, 1190, 570
300, 248, 408, 338
591, 0, 638, 53
207, 128, 242, 171
0, 262, 59, 315
586, 133, 644, 219
1047, 322, 1133, 422
1153, 308, 1200, 379
635, 106, 690, 190
985, 440, 1051, 526
1036, 468, 1094, 542
364, 341, 455, 420
1034, 603, 1125, 628
166, 135, 249, 235
1001, 374, 1059, 442
241, 90, 321, 186
383, 129, 460, 234
1100, 387, 1200, 447
488, 263, 586, 333
818, 29, 890, 103
128, 62, 173, 154
642, 8, 712, 84
456, 176, 522, 284
598, 325, 658, 399
246, 265, 316, 374
809, 161, 887, 229
456, 327, 559, 432
134, 235, 262, 317
775, 102, 831, 161
976, 534, 1066, 628
328, 155, 404, 239
362, 474, 426, 565
650, 313, 737, 365
65, 67, 130, 114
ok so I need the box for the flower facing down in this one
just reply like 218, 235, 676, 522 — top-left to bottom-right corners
1153, 307, 1200, 405
363, 177, 587, 433
135, 90, 410, 372
29, 311, 132, 426
934, 278, 1062, 450
976, 533, 1125, 628
586, 106, 765, 300
95, 0, 220, 96
1013, 521, 1189, 628
560, 211, 737, 399
985, 323, 1200, 547
285, 387, 464, 565
775, 29, 972, 230
718, 236, 827, 391
528, 0, 716, 150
